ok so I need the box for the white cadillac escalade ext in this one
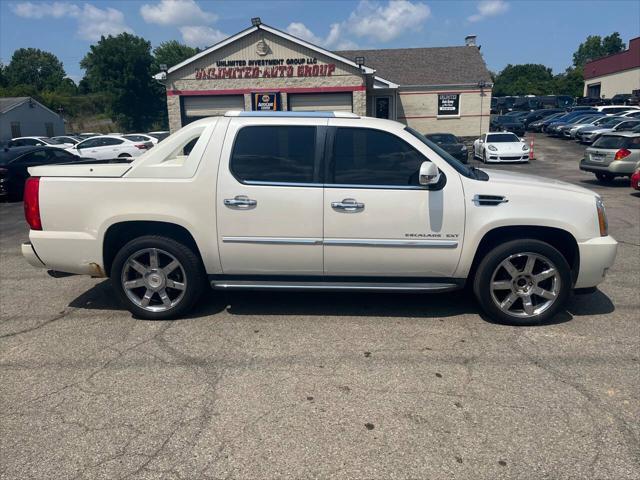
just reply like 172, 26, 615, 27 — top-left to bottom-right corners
22, 111, 618, 325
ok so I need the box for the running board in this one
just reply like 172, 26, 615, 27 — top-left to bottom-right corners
211, 280, 460, 292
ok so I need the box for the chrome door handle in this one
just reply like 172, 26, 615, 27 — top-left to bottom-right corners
224, 195, 257, 209
331, 198, 364, 212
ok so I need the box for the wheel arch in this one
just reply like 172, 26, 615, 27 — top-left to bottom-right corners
103, 220, 204, 277
468, 225, 580, 286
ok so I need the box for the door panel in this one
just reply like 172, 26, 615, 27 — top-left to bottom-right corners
324, 187, 464, 276
323, 125, 465, 277
216, 120, 326, 275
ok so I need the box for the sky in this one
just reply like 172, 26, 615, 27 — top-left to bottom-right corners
1, 0, 639, 83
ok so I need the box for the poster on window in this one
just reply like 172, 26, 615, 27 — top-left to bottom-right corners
252, 92, 281, 111
437, 94, 460, 116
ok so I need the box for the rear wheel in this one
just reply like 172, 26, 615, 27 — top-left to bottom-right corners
111, 235, 206, 320
595, 172, 614, 183
473, 239, 571, 325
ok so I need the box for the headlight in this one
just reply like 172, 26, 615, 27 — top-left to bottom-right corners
596, 197, 608, 237
487, 145, 497, 151
522, 144, 529, 151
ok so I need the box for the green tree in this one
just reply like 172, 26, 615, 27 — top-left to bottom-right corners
553, 67, 584, 98
572, 33, 625, 67
493, 64, 555, 96
81, 33, 164, 131
153, 40, 198, 73
0, 62, 6, 88
4, 48, 66, 90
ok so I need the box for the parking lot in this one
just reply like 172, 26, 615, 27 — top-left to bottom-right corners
1, 134, 639, 479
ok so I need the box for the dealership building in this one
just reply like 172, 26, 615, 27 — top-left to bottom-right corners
158, 20, 493, 138
583, 36, 640, 100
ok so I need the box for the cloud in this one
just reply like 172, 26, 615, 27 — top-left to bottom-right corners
140, 0, 217, 26
180, 26, 227, 47
11, 1, 80, 18
468, 0, 509, 22
11, 2, 133, 41
348, 0, 431, 42
76, 4, 133, 41
286, 0, 428, 50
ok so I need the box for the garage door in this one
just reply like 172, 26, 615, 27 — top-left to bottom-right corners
288, 92, 353, 112
183, 95, 245, 117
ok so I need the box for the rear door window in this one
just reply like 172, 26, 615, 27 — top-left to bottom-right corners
230, 126, 317, 184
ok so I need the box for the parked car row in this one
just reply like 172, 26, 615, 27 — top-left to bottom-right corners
0, 146, 96, 200
1, 130, 171, 201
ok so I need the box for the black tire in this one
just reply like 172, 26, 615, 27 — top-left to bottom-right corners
118, 153, 132, 158
595, 172, 614, 183
473, 239, 572, 326
483, 151, 487, 163
111, 235, 206, 320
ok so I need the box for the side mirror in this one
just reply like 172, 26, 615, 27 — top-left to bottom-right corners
419, 161, 440, 186
478, 139, 484, 144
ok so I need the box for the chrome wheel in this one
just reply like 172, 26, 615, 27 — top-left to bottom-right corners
121, 248, 187, 313
489, 252, 561, 318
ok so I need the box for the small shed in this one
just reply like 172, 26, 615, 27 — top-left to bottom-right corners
0, 96, 65, 143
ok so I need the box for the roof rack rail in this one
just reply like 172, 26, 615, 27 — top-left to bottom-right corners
225, 111, 360, 118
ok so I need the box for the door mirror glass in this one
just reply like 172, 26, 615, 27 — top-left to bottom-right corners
419, 161, 440, 186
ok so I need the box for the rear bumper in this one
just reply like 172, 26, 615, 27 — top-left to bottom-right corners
575, 236, 618, 288
580, 158, 636, 175
26, 230, 106, 277
21, 242, 45, 268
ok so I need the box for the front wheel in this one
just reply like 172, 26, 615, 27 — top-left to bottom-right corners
111, 235, 206, 320
473, 239, 572, 325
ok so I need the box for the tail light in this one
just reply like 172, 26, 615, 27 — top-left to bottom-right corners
135, 143, 149, 150
24, 177, 42, 230
614, 148, 631, 160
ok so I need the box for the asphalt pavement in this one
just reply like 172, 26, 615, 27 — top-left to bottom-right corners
1, 134, 639, 479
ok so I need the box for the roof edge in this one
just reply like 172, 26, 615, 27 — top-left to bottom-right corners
166, 22, 377, 77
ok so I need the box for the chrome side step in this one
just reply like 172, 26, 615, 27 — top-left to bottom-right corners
211, 280, 460, 292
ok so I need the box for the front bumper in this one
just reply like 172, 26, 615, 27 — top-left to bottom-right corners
575, 236, 618, 289
22, 242, 45, 268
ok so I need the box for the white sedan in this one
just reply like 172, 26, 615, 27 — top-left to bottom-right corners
473, 132, 530, 163
8, 136, 73, 148
66, 135, 152, 160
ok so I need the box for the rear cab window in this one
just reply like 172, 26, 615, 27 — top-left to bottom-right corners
593, 135, 640, 149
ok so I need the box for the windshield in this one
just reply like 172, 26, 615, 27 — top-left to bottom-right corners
406, 127, 485, 180
598, 118, 624, 127
46, 137, 68, 145
486, 133, 520, 143
427, 134, 458, 144
592, 135, 640, 149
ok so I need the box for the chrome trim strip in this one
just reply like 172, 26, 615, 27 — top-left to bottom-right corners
325, 183, 426, 190
223, 237, 458, 248
241, 181, 427, 190
244, 180, 322, 187
212, 281, 460, 292
222, 236, 322, 245
324, 238, 458, 248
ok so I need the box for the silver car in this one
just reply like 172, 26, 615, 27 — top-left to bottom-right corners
580, 132, 640, 182
576, 118, 640, 144
565, 115, 606, 138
